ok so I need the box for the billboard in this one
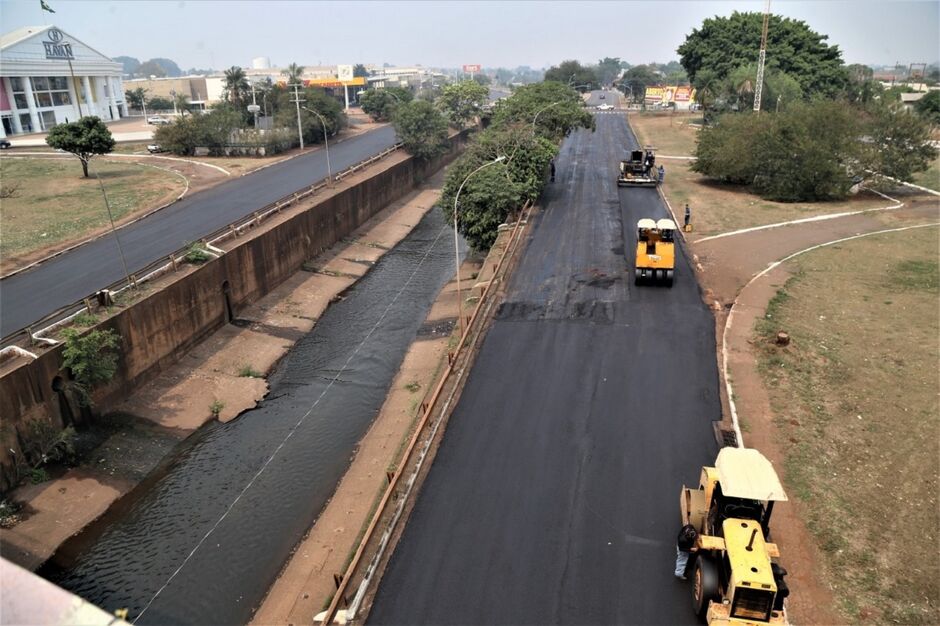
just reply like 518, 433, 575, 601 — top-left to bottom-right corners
644, 85, 696, 105
462, 64, 481, 73
337, 64, 354, 81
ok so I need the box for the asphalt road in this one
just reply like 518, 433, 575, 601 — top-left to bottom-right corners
0, 125, 398, 338
368, 111, 720, 625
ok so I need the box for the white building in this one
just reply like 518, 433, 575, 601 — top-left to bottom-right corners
0, 25, 126, 137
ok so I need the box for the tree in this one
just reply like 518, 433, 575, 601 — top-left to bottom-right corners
865, 102, 938, 184
392, 100, 450, 161
360, 88, 411, 122
441, 125, 556, 251
223, 66, 250, 107
125, 87, 148, 112
61, 328, 120, 406
693, 101, 868, 201
45, 116, 115, 178
844, 64, 879, 105
472, 73, 492, 86
353, 63, 369, 78
147, 96, 173, 111
620, 65, 659, 102
283, 62, 305, 84
490, 81, 593, 141
595, 57, 622, 86
678, 12, 848, 99
544, 60, 598, 91
914, 90, 940, 124
436, 80, 489, 128
272, 87, 346, 146
173, 92, 191, 116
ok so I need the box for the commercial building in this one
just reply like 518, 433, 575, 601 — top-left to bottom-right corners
0, 24, 126, 137
123, 76, 209, 111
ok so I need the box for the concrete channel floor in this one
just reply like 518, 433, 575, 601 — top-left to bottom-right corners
367, 111, 719, 625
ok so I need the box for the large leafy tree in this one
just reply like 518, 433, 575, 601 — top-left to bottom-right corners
620, 65, 659, 102
223, 66, 250, 107
865, 102, 938, 183
544, 60, 598, 91
595, 57, 622, 86
360, 87, 412, 122
272, 87, 346, 145
914, 90, 940, 124
489, 81, 593, 141
436, 80, 489, 128
45, 116, 115, 177
392, 100, 449, 161
441, 125, 557, 250
677, 12, 848, 99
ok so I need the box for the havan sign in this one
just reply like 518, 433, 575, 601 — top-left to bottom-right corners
42, 29, 74, 60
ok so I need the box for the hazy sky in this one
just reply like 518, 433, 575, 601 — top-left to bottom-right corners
2, 0, 937, 70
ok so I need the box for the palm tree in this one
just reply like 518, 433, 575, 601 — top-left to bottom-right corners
223, 66, 249, 106
173, 92, 191, 116
283, 62, 305, 85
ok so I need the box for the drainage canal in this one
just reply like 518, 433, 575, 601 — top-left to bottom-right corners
41, 208, 459, 625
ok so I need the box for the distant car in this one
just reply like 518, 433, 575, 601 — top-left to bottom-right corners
596, 103, 615, 111
599, 94, 606, 99
147, 116, 170, 125
147, 144, 165, 153
0, 139, 10, 149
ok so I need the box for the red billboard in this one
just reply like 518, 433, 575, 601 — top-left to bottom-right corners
462, 64, 481, 73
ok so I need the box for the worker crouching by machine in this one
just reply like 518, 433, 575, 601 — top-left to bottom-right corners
679, 447, 791, 625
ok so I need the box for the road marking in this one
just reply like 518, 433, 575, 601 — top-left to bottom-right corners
721, 220, 939, 448
696, 190, 905, 243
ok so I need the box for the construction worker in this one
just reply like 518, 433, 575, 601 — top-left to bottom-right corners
658, 164, 665, 183
684, 203, 691, 227
675, 523, 698, 579
550, 159, 556, 182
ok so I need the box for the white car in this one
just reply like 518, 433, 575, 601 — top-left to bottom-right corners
147, 116, 170, 125
147, 144, 165, 154
596, 103, 615, 111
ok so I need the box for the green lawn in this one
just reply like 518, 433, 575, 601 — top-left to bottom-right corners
0, 157, 185, 263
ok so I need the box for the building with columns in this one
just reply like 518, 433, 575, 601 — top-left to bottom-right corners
0, 25, 126, 138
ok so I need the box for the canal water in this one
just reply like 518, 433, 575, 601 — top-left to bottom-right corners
41, 208, 459, 625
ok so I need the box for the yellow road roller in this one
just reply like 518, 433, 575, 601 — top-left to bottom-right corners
634, 218, 676, 286
679, 447, 791, 625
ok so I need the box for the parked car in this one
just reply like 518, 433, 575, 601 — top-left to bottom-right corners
147, 143, 165, 154
147, 116, 170, 125
0, 139, 11, 149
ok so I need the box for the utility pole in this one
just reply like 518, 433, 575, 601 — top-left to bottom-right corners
291, 82, 305, 150
753, 0, 771, 113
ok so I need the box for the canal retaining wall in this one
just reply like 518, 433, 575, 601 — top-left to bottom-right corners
0, 132, 467, 493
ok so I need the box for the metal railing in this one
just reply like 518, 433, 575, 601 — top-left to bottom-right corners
317, 201, 534, 625
1, 142, 404, 352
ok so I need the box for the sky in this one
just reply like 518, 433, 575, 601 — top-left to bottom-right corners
1, 0, 938, 71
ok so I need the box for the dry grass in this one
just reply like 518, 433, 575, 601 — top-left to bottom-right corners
0, 157, 185, 259
628, 112, 890, 236
911, 154, 939, 192
754, 226, 940, 625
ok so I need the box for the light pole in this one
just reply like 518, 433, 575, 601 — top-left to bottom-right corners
302, 106, 332, 186
452, 155, 506, 336
92, 164, 133, 289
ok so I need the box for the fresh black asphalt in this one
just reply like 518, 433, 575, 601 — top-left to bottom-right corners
0, 125, 398, 338
368, 104, 720, 625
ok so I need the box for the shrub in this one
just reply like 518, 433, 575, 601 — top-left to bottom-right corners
61, 328, 120, 406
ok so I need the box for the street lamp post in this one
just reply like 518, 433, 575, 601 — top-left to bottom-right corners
452, 155, 506, 336
302, 106, 332, 186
